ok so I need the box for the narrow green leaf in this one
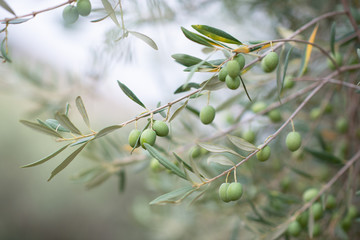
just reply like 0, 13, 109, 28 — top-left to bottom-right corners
90, 14, 109, 23
0, 0, 15, 15
171, 54, 211, 67
181, 27, 215, 48
169, 99, 188, 122
48, 143, 88, 181
76, 96, 90, 128
65, 103, 70, 116
86, 171, 112, 189
101, 0, 120, 26
156, 102, 166, 118
304, 147, 343, 164
70, 136, 95, 147
330, 22, 336, 55
55, 112, 82, 135
185, 105, 200, 117
21, 144, 70, 168
173, 152, 194, 173
174, 82, 200, 94
129, 31, 158, 50
198, 142, 241, 157
207, 154, 234, 166
5, 18, 30, 24
192, 25, 242, 44
117, 80, 146, 109
145, 144, 188, 180
150, 185, 196, 205
280, 47, 293, 94
200, 76, 225, 91
44, 119, 70, 132
276, 46, 285, 98
239, 76, 252, 101
95, 125, 122, 139
227, 135, 257, 152
288, 166, 313, 179
357, 49, 360, 59
70, 167, 103, 183
117, 170, 126, 193
1, 38, 11, 63
20, 120, 63, 138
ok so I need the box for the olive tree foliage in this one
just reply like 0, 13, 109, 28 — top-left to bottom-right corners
1, 0, 360, 239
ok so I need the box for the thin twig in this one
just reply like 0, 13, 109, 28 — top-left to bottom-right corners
341, 0, 360, 42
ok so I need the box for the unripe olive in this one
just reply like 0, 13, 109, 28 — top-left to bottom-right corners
324, 104, 333, 114
218, 67, 228, 82
312, 222, 321, 237
336, 117, 348, 134
341, 216, 352, 232
283, 75, 295, 89
140, 129, 156, 149
251, 101, 267, 113
225, 75, 241, 90
234, 54, 245, 70
226, 182, 243, 201
297, 211, 309, 227
312, 202, 323, 220
62, 5, 79, 24
200, 105, 216, 125
286, 131, 302, 152
76, 0, 92, 16
128, 129, 141, 148
219, 183, 231, 202
256, 145, 271, 162
242, 130, 256, 144
190, 146, 201, 158
347, 205, 358, 219
152, 120, 169, 137
327, 52, 343, 70
310, 107, 322, 120
287, 220, 302, 237
325, 195, 336, 210
150, 158, 162, 172
227, 60, 241, 78
261, 52, 279, 73
268, 109, 282, 123
303, 188, 319, 202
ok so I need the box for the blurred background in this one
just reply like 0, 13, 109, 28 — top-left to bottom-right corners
0, 0, 349, 239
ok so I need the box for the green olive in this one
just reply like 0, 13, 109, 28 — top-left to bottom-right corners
327, 52, 343, 70
234, 54, 245, 70
302, 188, 319, 202
261, 52, 279, 73
242, 130, 256, 144
225, 75, 241, 90
325, 195, 336, 210
140, 129, 156, 149
336, 117, 348, 134
76, 0, 92, 16
297, 211, 309, 227
347, 205, 358, 219
227, 60, 241, 78
152, 120, 169, 137
219, 183, 231, 202
310, 107, 322, 120
200, 105, 216, 125
312, 222, 321, 237
312, 202, 324, 220
62, 5, 79, 24
218, 67, 228, 82
190, 146, 201, 158
128, 129, 141, 148
286, 131, 302, 152
256, 145, 271, 162
150, 158, 162, 172
287, 220, 302, 237
251, 101, 267, 113
268, 109, 282, 123
226, 182, 243, 201
283, 75, 295, 89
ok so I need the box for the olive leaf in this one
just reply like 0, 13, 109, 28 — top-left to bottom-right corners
129, 31, 158, 50
95, 125, 123, 139
1, 38, 11, 63
181, 27, 223, 48
172, 54, 211, 67
198, 142, 242, 157
21, 144, 71, 168
150, 185, 196, 205
43, 119, 70, 132
101, 0, 120, 26
145, 144, 188, 180
0, 0, 15, 16
304, 147, 343, 164
191, 25, 242, 45
200, 76, 225, 91
227, 135, 257, 152
169, 99, 189, 122
117, 80, 146, 109
279, 47, 293, 94
76, 96, 90, 128
207, 154, 234, 166
48, 143, 89, 181
55, 112, 82, 135
174, 82, 200, 94
330, 22, 336, 55
20, 120, 63, 138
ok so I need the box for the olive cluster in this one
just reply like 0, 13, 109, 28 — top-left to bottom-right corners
218, 182, 243, 203
218, 54, 245, 90
62, 0, 92, 24
128, 120, 169, 149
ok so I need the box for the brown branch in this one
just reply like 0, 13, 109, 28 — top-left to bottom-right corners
341, 0, 360, 42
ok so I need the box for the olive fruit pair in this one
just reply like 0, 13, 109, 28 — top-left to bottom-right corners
218, 55, 245, 90
128, 120, 169, 149
219, 182, 243, 202
62, 0, 92, 24
286, 131, 302, 152
256, 145, 271, 161
261, 52, 279, 73
200, 105, 216, 125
